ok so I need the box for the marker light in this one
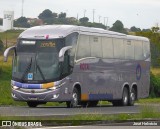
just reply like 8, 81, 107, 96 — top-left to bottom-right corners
46, 35, 49, 39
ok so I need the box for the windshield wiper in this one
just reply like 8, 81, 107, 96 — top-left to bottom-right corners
21, 58, 32, 82
36, 63, 46, 82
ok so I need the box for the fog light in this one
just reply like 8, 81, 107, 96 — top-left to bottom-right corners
52, 94, 59, 99
12, 93, 17, 98
12, 86, 19, 90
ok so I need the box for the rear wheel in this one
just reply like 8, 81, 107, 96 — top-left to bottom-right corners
112, 100, 120, 106
81, 101, 98, 107
128, 88, 136, 106
112, 87, 129, 106
121, 87, 129, 106
66, 88, 79, 108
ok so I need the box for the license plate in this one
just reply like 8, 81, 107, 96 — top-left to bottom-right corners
29, 96, 38, 100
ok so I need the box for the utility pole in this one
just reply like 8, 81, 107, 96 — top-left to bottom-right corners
99, 15, 101, 23
93, 9, 95, 23
77, 13, 79, 21
106, 17, 109, 29
84, 9, 86, 17
21, 0, 24, 17
104, 17, 109, 29
104, 17, 106, 26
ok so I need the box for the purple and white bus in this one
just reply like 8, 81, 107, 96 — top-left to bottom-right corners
4, 25, 150, 108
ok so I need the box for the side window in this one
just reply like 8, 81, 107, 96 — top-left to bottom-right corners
65, 33, 78, 66
101, 37, 113, 58
113, 38, 124, 59
65, 32, 78, 56
125, 40, 134, 59
143, 41, 150, 59
90, 36, 102, 58
76, 35, 90, 60
134, 41, 143, 60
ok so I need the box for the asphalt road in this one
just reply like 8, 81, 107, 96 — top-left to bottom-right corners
0, 105, 142, 116
0, 104, 160, 117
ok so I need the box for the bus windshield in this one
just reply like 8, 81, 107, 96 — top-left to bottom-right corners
12, 39, 65, 83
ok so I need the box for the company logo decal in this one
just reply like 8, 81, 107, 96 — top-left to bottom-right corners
136, 64, 141, 80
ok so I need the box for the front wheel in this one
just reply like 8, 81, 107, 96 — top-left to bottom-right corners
66, 88, 79, 108
27, 102, 39, 108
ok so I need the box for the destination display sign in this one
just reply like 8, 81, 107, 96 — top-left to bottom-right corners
40, 42, 56, 47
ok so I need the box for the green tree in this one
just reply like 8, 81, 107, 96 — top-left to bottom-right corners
58, 12, 66, 18
130, 26, 141, 32
151, 27, 159, 33
38, 9, 53, 20
52, 12, 58, 18
0, 18, 2, 25
79, 17, 89, 23
142, 29, 151, 32
14, 17, 30, 28
110, 20, 127, 34
0, 39, 4, 52
136, 31, 160, 67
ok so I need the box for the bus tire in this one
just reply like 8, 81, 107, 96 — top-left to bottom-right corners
87, 101, 99, 107
128, 88, 136, 106
81, 101, 98, 107
27, 101, 39, 108
66, 88, 79, 108
112, 100, 120, 106
121, 87, 129, 106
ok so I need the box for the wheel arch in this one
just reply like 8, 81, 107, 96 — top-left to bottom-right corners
131, 83, 138, 100
72, 82, 81, 98
122, 83, 130, 94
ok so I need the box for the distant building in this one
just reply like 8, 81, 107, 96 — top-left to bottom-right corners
27, 18, 43, 26
3, 11, 14, 31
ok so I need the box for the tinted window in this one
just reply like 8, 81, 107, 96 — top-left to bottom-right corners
143, 41, 150, 59
101, 37, 113, 58
90, 36, 102, 58
65, 32, 78, 56
134, 41, 143, 60
113, 38, 124, 59
125, 40, 134, 59
76, 35, 90, 60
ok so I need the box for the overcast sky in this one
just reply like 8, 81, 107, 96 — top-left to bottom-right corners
0, 0, 160, 29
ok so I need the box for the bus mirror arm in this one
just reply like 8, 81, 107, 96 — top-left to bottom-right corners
59, 46, 72, 62
4, 46, 16, 62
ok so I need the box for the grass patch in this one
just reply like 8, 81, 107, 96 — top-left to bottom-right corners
0, 105, 159, 126
137, 98, 160, 104
0, 56, 25, 106
151, 68, 160, 76
140, 105, 160, 119
0, 30, 23, 46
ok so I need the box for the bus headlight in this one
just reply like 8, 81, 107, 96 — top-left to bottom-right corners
49, 82, 66, 90
49, 86, 57, 90
12, 86, 19, 90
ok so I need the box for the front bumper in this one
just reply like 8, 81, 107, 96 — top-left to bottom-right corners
11, 79, 72, 102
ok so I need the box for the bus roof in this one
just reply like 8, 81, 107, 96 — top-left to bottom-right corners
19, 25, 149, 42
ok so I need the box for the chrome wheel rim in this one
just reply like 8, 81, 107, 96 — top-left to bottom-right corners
72, 93, 78, 106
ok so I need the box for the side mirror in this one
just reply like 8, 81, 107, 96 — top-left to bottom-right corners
59, 46, 72, 62
4, 46, 16, 62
